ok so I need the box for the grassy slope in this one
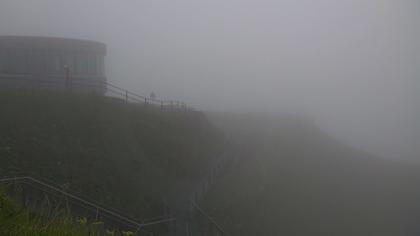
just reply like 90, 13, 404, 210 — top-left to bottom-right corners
204, 113, 420, 236
0, 190, 95, 236
0, 88, 224, 219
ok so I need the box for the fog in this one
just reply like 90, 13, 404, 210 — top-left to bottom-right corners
0, 0, 418, 159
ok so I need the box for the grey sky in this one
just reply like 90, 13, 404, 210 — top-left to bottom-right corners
0, 0, 418, 159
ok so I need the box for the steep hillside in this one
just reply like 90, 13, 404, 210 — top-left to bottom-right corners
204, 113, 420, 236
0, 88, 224, 219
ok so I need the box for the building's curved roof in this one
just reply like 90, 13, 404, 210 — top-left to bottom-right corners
0, 36, 106, 54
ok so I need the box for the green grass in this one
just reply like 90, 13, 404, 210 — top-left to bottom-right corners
0, 189, 113, 236
0, 87, 224, 219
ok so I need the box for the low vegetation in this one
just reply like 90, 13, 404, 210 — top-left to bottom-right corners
0, 189, 92, 236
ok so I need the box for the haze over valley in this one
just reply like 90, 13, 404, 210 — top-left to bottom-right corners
0, 0, 419, 235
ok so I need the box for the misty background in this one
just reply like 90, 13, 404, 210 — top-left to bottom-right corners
0, 0, 418, 160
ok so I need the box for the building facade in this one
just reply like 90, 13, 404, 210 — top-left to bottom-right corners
0, 36, 106, 93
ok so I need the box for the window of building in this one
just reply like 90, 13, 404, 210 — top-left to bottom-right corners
87, 53, 97, 75
97, 55, 105, 76
46, 52, 62, 74
7, 50, 29, 74
0, 49, 8, 73
24, 50, 46, 74
62, 53, 75, 74
76, 53, 88, 75
8, 52, 18, 73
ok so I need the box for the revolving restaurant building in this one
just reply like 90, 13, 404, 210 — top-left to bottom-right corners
0, 36, 106, 93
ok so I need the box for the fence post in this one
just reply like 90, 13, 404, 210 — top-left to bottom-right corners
125, 90, 128, 104
145, 98, 148, 105
161, 101, 164, 110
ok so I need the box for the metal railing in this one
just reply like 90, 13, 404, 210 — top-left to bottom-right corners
0, 75, 190, 111
190, 202, 230, 236
186, 154, 233, 236
0, 74, 234, 235
0, 176, 176, 235
166, 143, 234, 236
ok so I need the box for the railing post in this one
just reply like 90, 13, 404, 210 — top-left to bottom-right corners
95, 207, 99, 220
186, 220, 190, 236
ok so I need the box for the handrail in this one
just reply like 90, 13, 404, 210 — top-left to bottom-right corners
0, 76, 190, 109
185, 142, 233, 236
65, 77, 182, 106
64, 78, 179, 105
0, 176, 176, 229
11, 173, 117, 211
191, 201, 231, 236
